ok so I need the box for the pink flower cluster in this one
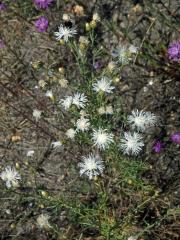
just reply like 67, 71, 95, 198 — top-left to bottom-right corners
168, 41, 180, 61
33, 0, 53, 32
33, 0, 53, 9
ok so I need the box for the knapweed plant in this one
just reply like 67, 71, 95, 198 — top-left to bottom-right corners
0, 1, 179, 239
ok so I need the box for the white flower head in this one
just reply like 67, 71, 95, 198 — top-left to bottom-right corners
54, 24, 77, 42
92, 13, 100, 22
80, 110, 88, 117
33, 109, 42, 121
66, 128, 76, 139
38, 80, 47, 88
0, 166, 21, 188
127, 109, 157, 131
45, 90, 54, 100
79, 154, 104, 179
107, 61, 116, 72
37, 214, 51, 229
129, 45, 138, 54
93, 77, 114, 93
79, 36, 89, 45
105, 105, 113, 114
112, 45, 130, 65
59, 78, 68, 88
76, 117, 90, 132
72, 92, 87, 109
60, 96, 73, 110
97, 106, 106, 115
97, 105, 113, 115
51, 141, 63, 149
145, 111, 157, 126
92, 128, 114, 150
27, 150, 35, 157
62, 13, 71, 22
128, 236, 138, 240
119, 132, 144, 155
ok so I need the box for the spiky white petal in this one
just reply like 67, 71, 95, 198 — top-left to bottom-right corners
93, 77, 114, 93
54, 25, 77, 42
66, 128, 76, 139
120, 132, 144, 155
112, 46, 130, 64
92, 13, 100, 22
76, 117, 90, 132
97, 105, 113, 115
51, 141, 63, 149
92, 128, 114, 149
27, 150, 35, 157
105, 105, 113, 114
127, 109, 157, 131
45, 90, 53, 98
72, 93, 87, 109
129, 45, 138, 54
128, 236, 138, 240
0, 166, 21, 188
145, 111, 157, 126
79, 154, 104, 179
97, 106, 106, 115
33, 109, 42, 121
37, 214, 51, 229
60, 96, 73, 110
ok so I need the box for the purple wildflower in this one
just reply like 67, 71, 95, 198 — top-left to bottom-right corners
35, 16, 49, 32
0, 2, 6, 11
33, 0, 53, 9
153, 141, 164, 153
0, 39, 5, 49
168, 41, 180, 61
170, 132, 180, 145
93, 61, 103, 71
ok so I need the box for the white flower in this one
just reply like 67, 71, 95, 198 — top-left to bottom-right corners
54, 24, 77, 42
76, 117, 90, 132
79, 154, 104, 179
72, 92, 87, 109
97, 106, 106, 115
62, 13, 71, 22
92, 128, 114, 149
148, 80, 154, 85
59, 78, 68, 88
45, 90, 54, 100
37, 214, 51, 229
80, 110, 88, 117
128, 236, 138, 240
105, 105, 113, 114
79, 36, 89, 45
33, 109, 42, 121
60, 96, 73, 110
0, 166, 21, 188
51, 141, 63, 149
93, 77, 114, 93
66, 128, 76, 139
107, 61, 116, 72
129, 45, 138, 54
120, 132, 144, 155
145, 111, 157, 126
27, 150, 35, 157
38, 80, 47, 88
112, 46, 130, 64
97, 106, 113, 115
127, 109, 157, 131
92, 13, 100, 22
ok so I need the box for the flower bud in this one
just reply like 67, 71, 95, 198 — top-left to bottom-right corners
85, 23, 91, 31
62, 14, 70, 21
90, 20, 97, 29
